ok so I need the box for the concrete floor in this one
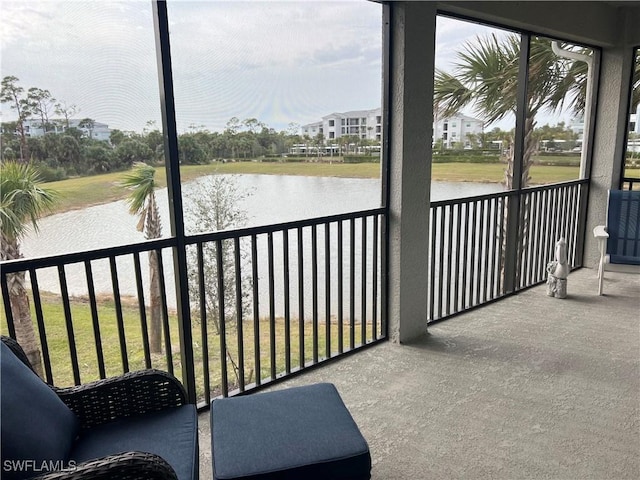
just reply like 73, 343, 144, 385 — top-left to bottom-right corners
197, 268, 639, 479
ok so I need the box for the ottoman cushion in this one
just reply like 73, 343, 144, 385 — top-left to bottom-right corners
211, 383, 371, 480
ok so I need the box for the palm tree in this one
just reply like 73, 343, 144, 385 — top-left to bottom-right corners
434, 33, 589, 189
0, 162, 57, 376
121, 162, 163, 354
434, 34, 592, 287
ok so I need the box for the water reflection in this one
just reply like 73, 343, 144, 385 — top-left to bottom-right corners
22, 175, 502, 317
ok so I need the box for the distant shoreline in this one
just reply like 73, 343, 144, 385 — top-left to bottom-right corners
43, 160, 595, 217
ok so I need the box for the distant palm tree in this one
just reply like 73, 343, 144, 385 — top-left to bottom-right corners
434, 33, 589, 189
121, 162, 163, 354
0, 162, 57, 376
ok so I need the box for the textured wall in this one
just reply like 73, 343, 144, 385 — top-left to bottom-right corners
386, 2, 436, 343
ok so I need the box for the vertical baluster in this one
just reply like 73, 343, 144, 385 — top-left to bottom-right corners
197, 243, 210, 403
349, 218, 355, 349
476, 199, 485, 301
109, 256, 129, 373
267, 232, 276, 380
461, 202, 470, 309
437, 206, 445, 319
446, 205, 454, 316
469, 200, 478, 307
428, 204, 437, 321
325, 222, 332, 359
84, 261, 106, 379
156, 250, 174, 375
58, 265, 80, 385
282, 231, 291, 374
311, 224, 319, 363
361, 217, 367, 346
216, 239, 228, 397
496, 197, 506, 297
337, 221, 344, 353
1, 275, 16, 339
372, 215, 379, 340
29, 269, 53, 384
453, 202, 462, 313
251, 234, 260, 385
133, 252, 152, 369
482, 199, 491, 302
297, 227, 305, 368
488, 197, 498, 300
234, 237, 245, 391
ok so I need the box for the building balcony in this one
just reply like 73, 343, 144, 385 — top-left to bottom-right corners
195, 268, 639, 479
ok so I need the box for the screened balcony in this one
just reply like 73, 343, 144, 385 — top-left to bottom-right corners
1, 1, 639, 479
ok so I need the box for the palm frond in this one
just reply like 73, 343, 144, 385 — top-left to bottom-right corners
434, 70, 474, 118
0, 162, 58, 241
120, 162, 156, 216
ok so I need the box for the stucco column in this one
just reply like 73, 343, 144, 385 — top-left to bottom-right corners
584, 46, 634, 268
386, 2, 436, 343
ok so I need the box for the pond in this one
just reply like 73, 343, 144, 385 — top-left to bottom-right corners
22, 175, 503, 316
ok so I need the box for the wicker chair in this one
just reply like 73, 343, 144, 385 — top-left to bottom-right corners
0, 336, 198, 480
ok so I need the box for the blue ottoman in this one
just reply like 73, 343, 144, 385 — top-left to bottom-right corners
210, 383, 371, 480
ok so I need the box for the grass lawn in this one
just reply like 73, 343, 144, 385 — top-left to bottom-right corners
44, 160, 588, 216
0, 292, 371, 402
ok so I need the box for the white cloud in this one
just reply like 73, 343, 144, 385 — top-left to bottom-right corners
1, 0, 382, 132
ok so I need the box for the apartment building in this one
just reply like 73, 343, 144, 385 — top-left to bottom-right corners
301, 108, 382, 142
433, 113, 484, 148
20, 119, 111, 141
302, 108, 483, 150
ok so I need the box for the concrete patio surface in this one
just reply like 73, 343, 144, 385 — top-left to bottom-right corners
197, 267, 639, 479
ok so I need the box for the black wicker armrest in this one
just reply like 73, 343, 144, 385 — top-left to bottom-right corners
55, 369, 188, 429
31, 452, 178, 480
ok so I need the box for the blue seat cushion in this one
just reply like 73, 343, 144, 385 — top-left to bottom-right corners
1, 342, 79, 480
211, 383, 371, 480
70, 405, 198, 480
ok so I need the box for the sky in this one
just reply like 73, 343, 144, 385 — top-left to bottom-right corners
0, 0, 571, 134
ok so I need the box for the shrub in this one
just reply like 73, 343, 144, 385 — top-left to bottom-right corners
34, 163, 68, 182
343, 155, 380, 163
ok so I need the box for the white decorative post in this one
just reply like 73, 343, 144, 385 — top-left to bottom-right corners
546, 238, 570, 298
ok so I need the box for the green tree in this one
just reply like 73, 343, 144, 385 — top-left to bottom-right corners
114, 139, 154, 169
82, 143, 114, 174
54, 101, 78, 130
27, 87, 56, 134
434, 34, 589, 189
57, 135, 82, 172
109, 129, 127, 147
121, 163, 163, 354
0, 162, 57, 376
178, 134, 207, 165
184, 175, 252, 336
78, 118, 96, 140
1, 76, 32, 162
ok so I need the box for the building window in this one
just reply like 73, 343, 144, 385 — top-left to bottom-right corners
341, 127, 346, 134
341, 119, 346, 125
443, 123, 448, 131
329, 120, 335, 126
361, 118, 367, 124
466, 123, 471, 128
329, 132, 335, 139
443, 132, 448, 140
376, 115, 381, 123
451, 122, 457, 128
376, 125, 381, 133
